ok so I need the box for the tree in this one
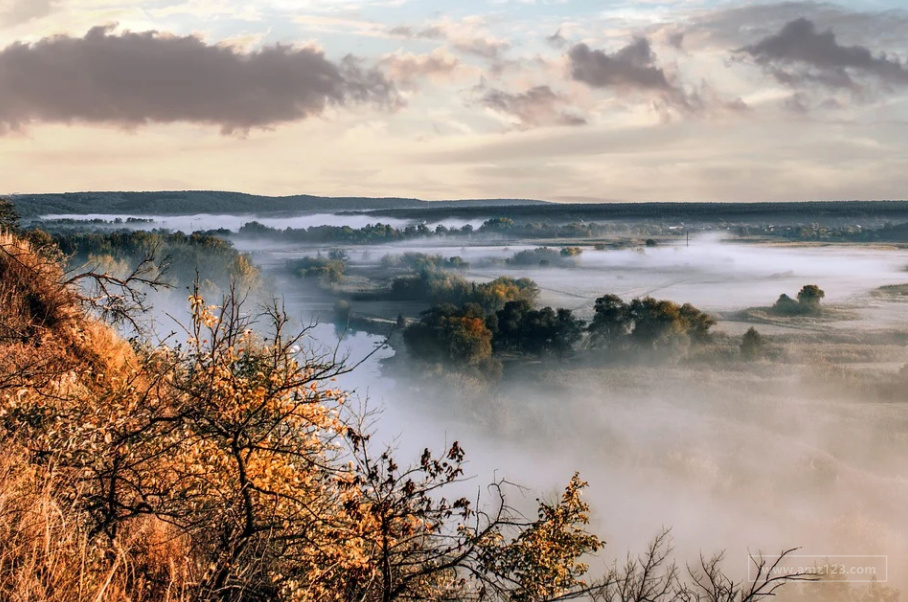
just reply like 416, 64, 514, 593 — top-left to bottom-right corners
772, 285, 825, 316
553, 308, 586, 357
680, 303, 716, 344
480, 217, 515, 233
590, 530, 816, 602
494, 302, 584, 357
797, 284, 825, 313
0, 198, 19, 232
588, 295, 631, 349
495, 299, 533, 351
772, 293, 801, 315
403, 304, 493, 367
628, 297, 687, 349
589, 295, 714, 354
741, 327, 764, 360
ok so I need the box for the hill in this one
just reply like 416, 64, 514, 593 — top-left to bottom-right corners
356, 200, 908, 223
9, 190, 550, 217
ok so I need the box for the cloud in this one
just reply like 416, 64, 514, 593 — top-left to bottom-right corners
389, 20, 509, 60
380, 49, 460, 87
569, 39, 673, 92
388, 25, 445, 40
452, 36, 509, 60
0, 25, 398, 134
567, 38, 747, 118
546, 28, 567, 49
0, 0, 60, 27
681, 1, 908, 50
738, 18, 908, 91
477, 84, 586, 129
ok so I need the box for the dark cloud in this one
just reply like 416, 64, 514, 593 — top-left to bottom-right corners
478, 85, 586, 129
0, 26, 398, 134
738, 17, 908, 90
0, 0, 60, 27
678, 2, 908, 54
569, 39, 672, 91
568, 38, 747, 118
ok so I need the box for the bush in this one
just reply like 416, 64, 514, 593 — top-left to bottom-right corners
381, 252, 469, 272
508, 247, 582, 267
772, 285, 825, 316
387, 271, 538, 312
288, 254, 346, 283
741, 327, 765, 360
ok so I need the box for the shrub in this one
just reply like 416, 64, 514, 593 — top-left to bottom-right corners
772, 285, 825, 316
741, 327, 765, 360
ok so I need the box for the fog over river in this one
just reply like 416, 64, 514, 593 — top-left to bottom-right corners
53, 214, 908, 595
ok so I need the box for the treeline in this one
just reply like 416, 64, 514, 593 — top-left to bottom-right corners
735, 222, 900, 241
402, 292, 716, 377
357, 200, 908, 222
507, 246, 584, 267
236, 218, 673, 244
40, 229, 259, 291
382, 272, 539, 311
380, 251, 470, 271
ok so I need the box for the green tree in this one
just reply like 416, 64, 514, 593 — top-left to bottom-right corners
629, 297, 688, 349
588, 295, 631, 349
495, 299, 532, 351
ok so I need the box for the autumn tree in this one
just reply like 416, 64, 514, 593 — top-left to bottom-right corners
589, 295, 714, 355
403, 303, 494, 367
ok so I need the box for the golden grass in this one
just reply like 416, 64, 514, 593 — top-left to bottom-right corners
0, 450, 194, 602
0, 233, 191, 601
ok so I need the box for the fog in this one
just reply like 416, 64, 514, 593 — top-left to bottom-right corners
64, 215, 908, 596
245, 232, 908, 595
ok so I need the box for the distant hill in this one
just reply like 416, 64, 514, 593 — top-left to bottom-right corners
13, 191, 908, 224
357, 200, 908, 223
9, 191, 550, 218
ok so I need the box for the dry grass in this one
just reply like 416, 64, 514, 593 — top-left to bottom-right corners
0, 233, 193, 601
0, 450, 194, 602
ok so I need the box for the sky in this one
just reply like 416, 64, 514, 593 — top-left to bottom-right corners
1, 0, 907, 202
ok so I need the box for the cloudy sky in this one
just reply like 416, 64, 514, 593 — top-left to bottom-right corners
1, 0, 907, 202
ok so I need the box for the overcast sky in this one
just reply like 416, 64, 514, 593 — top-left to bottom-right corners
1, 0, 907, 202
